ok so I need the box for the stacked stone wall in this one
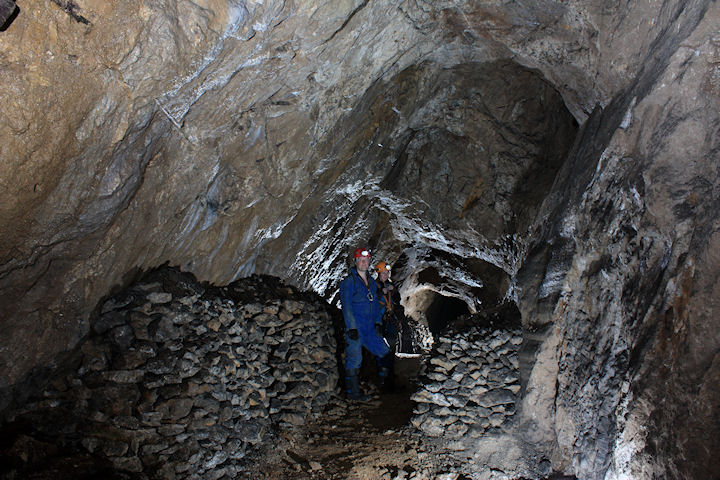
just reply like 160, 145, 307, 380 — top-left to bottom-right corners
1, 270, 338, 479
411, 327, 522, 439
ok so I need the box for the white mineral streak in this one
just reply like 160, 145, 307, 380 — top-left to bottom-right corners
313, 224, 371, 297
255, 214, 297, 243
619, 97, 636, 130
297, 172, 527, 301
206, 222, 230, 266
604, 392, 655, 480
537, 266, 567, 300
177, 202, 204, 238
504, 277, 519, 304
296, 178, 378, 296
230, 220, 259, 280
395, 352, 422, 358
155, 1, 299, 125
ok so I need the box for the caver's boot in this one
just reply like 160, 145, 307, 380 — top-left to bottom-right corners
377, 352, 395, 393
346, 369, 371, 401
378, 367, 394, 393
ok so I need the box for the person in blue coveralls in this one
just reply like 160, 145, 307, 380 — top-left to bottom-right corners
339, 247, 390, 401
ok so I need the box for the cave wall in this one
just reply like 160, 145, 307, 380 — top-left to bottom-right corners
1, 0, 719, 478
515, 2, 720, 477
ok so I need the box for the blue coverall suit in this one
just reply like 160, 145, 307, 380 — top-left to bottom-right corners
340, 267, 390, 371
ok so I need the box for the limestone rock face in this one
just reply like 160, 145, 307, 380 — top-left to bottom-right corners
1, 0, 719, 479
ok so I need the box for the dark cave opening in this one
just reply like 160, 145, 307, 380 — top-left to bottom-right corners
425, 293, 471, 336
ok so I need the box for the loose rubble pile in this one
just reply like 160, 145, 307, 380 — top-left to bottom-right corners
0, 267, 339, 479
411, 326, 522, 440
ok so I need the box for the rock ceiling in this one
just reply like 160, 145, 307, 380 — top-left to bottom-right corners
1, 1, 719, 478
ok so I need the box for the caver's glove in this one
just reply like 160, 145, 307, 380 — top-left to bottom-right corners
347, 329, 359, 340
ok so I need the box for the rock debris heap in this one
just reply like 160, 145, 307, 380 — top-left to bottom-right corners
411, 326, 522, 439
0, 267, 339, 479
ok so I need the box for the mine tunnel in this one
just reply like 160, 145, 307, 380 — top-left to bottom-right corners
1, 2, 719, 480
425, 293, 470, 336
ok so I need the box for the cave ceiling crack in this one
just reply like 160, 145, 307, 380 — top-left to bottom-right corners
23, 256, 57, 297
377, 43, 426, 81
397, 1, 435, 34
50, 0, 90, 25
321, 0, 369, 46
0, 240, 68, 281
269, 0, 291, 30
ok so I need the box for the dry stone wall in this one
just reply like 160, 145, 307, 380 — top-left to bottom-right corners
411, 326, 522, 441
0, 268, 338, 479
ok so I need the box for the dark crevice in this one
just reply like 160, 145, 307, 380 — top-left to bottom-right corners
322, 0, 369, 45
0, 0, 18, 31
426, 293, 470, 336
50, 0, 91, 25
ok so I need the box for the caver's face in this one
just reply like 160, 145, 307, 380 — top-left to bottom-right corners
379, 270, 389, 282
355, 256, 370, 272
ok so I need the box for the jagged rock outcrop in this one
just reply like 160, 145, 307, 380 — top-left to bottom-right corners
1, 0, 719, 479
513, 3, 720, 477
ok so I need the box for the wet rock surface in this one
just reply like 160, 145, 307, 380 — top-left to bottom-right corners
0, 267, 339, 479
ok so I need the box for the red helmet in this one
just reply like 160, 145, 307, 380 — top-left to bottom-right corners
353, 248, 371, 258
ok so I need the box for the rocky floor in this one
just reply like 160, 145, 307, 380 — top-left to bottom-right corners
238, 353, 577, 480
258, 392, 423, 479
252, 356, 462, 480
